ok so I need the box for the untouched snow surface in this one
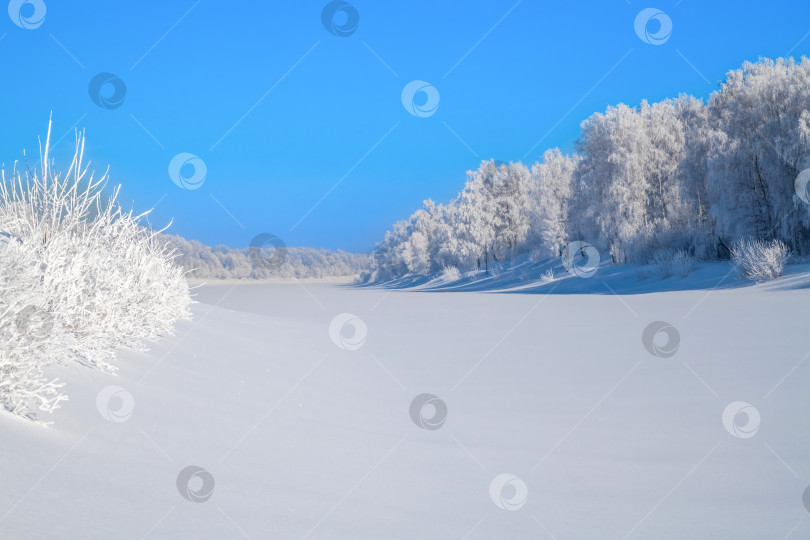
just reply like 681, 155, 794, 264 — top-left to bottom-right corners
2, 265, 810, 539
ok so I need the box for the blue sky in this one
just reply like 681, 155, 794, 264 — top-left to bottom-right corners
1, 0, 809, 252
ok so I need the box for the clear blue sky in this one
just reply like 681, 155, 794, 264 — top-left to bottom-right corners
1, 0, 809, 252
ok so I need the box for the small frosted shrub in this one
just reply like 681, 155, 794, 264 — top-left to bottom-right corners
440, 265, 461, 282
731, 238, 789, 282
651, 249, 695, 279
0, 122, 191, 422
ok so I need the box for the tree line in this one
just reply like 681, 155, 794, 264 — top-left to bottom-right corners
367, 57, 810, 281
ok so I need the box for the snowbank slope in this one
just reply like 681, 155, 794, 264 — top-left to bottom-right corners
1, 274, 808, 538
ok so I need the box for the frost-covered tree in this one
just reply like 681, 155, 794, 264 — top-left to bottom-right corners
456, 164, 498, 270
672, 95, 722, 258
574, 103, 652, 262
707, 58, 810, 252
529, 149, 579, 258
456, 161, 532, 268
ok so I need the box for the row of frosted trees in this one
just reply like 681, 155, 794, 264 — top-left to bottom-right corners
162, 234, 370, 279
367, 57, 810, 281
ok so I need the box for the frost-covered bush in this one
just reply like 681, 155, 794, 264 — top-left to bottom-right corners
731, 238, 789, 282
440, 266, 461, 282
673, 250, 696, 278
0, 123, 191, 422
651, 249, 695, 279
651, 250, 675, 279
540, 268, 554, 282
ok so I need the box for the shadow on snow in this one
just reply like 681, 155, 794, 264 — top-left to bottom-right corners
349, 258, 810, 296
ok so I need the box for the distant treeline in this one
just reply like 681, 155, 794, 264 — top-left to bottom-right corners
161, 234, 370, 279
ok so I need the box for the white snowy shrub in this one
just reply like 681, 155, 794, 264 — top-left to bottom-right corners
540, 268, 554, 282
731, 238, 789, 282
651, 249, 695, 279
651, 250, 675, 279
0, 122, 191, 421
673, 250, 696, 278
440, 266, 461, 282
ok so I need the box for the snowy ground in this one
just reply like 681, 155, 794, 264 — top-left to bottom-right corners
2, 264, 810, 539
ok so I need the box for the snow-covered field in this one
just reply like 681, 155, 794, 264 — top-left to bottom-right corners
2, 266, 810, 539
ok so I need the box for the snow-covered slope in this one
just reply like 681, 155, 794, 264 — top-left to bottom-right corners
2, 267, 809, 539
